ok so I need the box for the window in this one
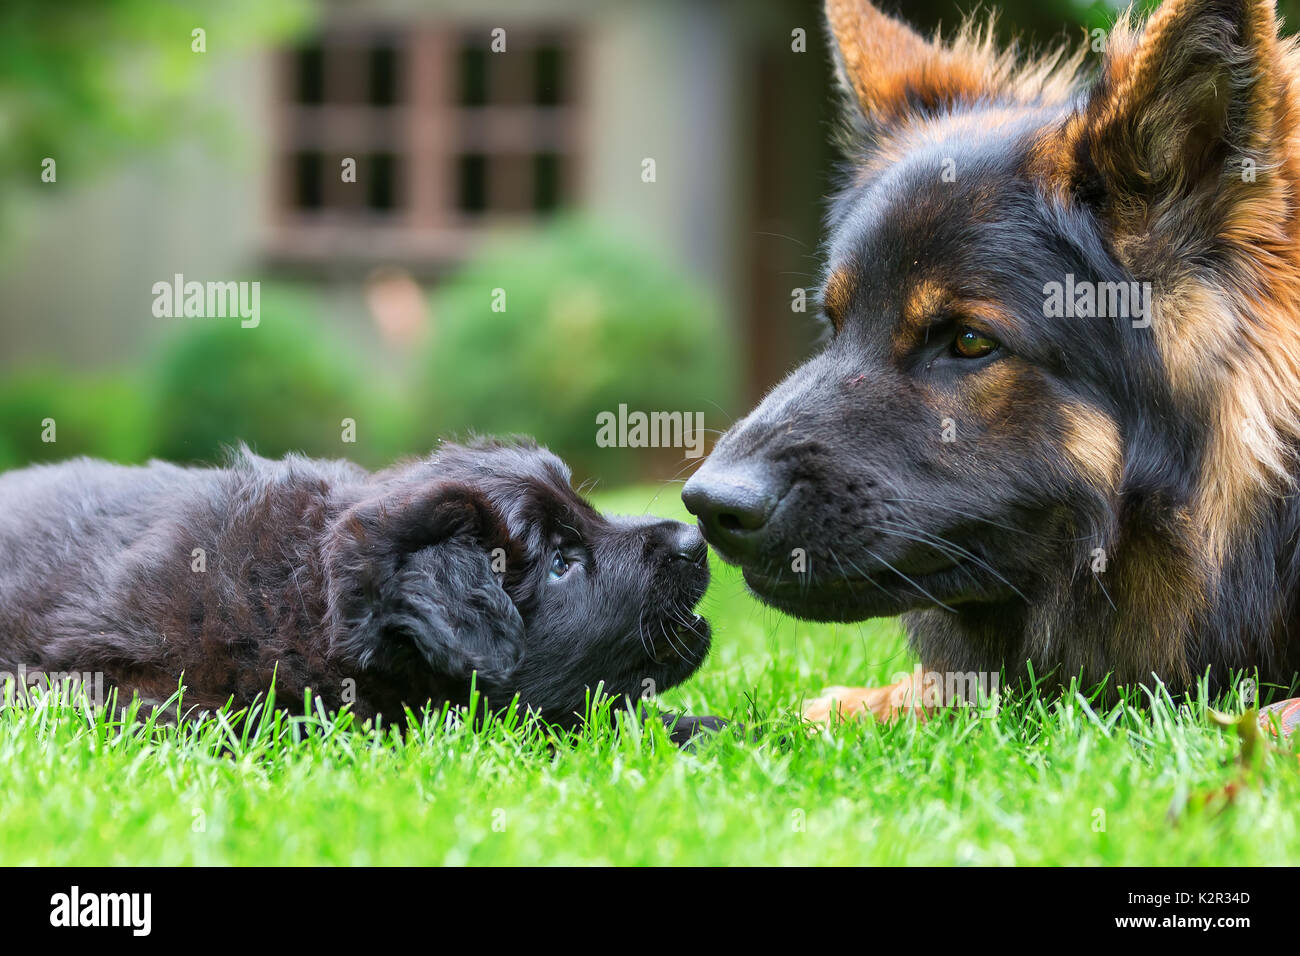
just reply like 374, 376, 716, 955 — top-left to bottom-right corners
269, 23, 584, 263
450, 31, 575, 218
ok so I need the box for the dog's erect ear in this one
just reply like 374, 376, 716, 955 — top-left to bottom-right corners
824, 1, 1010, 128
1070, 0, 1291, 270
323, 483, 525, 685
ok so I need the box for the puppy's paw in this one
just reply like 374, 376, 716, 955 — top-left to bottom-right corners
660, 713, 729, 748
802, 669, 925, 725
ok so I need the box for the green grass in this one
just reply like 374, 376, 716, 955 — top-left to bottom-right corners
1, 485, 1297, 865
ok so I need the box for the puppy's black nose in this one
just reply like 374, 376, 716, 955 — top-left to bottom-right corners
682, 468, 778, 560
671, 525, 709, 565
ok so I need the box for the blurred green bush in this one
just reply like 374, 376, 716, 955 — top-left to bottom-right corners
148, 286, 395, 467
0, 372, 149, 469
0, 220, 737, 482
419, 219, 736, 483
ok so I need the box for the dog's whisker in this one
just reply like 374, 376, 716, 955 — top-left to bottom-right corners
697, 398, 736, 430
874, 524, 999, 592
879, 497, 1090, 543
658, 620, 693, 666
635, 605, 654, 662
830, 549, 892, 602
853, 548, 958, 614
873, 519, 1029, 604
1092, 567, 1118, 612
665, 606, 706, 662
753, 229, 811, 249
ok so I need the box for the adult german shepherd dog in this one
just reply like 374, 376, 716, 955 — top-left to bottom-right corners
685, 0, 1300, 721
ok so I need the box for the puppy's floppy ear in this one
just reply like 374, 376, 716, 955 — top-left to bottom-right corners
323, 482, 525, 684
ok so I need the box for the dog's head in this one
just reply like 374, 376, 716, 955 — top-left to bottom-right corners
685, 0, 1298, 627
325, 439, 710, 722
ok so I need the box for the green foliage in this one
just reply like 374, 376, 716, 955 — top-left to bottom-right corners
0, 0, 309, 217
148, 286, 379, 466
421, 220, 737, 483
0, 223, 734, 478
0, 371, 149, 469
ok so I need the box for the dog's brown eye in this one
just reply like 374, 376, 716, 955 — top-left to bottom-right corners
953, 327, 998, 359
549, 551, 571, 579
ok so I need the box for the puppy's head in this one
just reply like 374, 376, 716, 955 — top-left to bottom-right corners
326, 440, 711, 722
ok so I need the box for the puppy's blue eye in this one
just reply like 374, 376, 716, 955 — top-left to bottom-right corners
549, 552, 570, 578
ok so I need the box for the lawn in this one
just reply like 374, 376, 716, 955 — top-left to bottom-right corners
0, 485, 1296, 866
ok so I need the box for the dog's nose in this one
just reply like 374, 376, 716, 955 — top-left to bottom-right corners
682, 468, 778, 559
671, 525, 709, 565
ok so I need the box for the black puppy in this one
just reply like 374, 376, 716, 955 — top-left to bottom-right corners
0, 439, 712, 727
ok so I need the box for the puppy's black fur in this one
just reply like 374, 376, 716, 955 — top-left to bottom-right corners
0, 439, 711, 725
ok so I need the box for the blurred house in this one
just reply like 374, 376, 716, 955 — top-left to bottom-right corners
0, 0, 833, 403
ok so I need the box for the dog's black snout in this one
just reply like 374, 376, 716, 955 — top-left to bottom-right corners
671, 525, 709, 565
682, 469, 779, 559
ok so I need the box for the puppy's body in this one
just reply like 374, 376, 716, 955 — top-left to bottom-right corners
0, 454, 394, 718
0, 442, 711, 723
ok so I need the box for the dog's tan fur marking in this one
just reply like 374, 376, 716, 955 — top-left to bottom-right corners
1026, 1, 1300, 573
822, 268, 856, 333
825, 1, 1085, 126
902, 279, 948, 327
1060, 403, 1123, 494
802, 667, 927, 723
